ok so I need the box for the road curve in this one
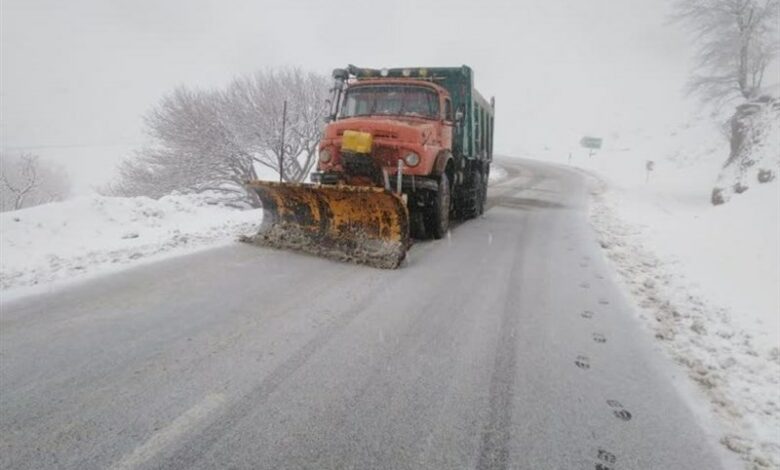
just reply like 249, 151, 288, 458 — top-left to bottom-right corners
0, 158, 726, 469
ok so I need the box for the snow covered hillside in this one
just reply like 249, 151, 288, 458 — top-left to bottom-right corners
714, 95, 780, 205
543, 107, 779, 468
1, 194, 262, 300
574, 113, 779, 348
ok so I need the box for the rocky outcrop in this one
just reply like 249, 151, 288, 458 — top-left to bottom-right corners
712, 95, 780, 205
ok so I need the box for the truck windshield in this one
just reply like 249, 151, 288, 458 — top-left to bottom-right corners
341, 85, 440, 119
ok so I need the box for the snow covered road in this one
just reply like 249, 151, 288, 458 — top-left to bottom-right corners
0, 159, 732, 469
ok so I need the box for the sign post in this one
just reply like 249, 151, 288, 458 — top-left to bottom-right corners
645, 160, 655, 183
580, 136, 603, 157
279, 100, 287, 182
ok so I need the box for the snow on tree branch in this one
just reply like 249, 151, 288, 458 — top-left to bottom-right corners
673, 0, 779, 104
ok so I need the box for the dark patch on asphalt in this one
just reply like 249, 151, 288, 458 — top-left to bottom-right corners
607, 400, 633, 422
597, 448, 617, 464
594, 448, 618, 469
575, 356, 590, 369
580, 281, 590, 289
581, 310, 594, 319
475, 324, 518, 469
598, 298, 610, 305
492, 196, 566, 211
592, 333, 607, 343
476, 253, 525, 470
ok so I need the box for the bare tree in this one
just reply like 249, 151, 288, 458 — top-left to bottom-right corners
674, 0, 779, 103
106, 68, 329, 206
106, 87, 260, 204
225, 69, 330, 182
0, 153, 71, 211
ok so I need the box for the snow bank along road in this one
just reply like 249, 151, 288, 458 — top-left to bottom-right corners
0, 159, 730, 470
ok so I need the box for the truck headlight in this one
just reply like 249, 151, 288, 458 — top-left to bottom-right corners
403, 152, 420, 167
319, 148, 332, 164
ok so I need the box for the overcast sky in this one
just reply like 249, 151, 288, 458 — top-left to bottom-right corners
1, 0, 694, 192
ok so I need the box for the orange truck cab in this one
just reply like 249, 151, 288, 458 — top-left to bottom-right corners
311, 65, 495, 239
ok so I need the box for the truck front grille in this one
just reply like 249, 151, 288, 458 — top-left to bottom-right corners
342, 152, 381, 182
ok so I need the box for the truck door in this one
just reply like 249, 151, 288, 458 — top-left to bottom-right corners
443, 97, 454, 152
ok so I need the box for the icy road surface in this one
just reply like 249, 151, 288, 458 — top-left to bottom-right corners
0, 160, 728, 469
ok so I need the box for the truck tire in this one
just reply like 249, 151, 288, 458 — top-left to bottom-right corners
458, 169, 483, 220
409, 209, 427, 239
425, 173, 450, 239
477, 168, 488, 215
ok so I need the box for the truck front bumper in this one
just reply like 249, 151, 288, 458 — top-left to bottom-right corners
310, 171, 341, 184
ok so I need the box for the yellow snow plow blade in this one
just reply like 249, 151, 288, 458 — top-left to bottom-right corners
244, 181, 410, 269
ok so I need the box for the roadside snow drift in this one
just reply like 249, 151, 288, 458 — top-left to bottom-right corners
548, 108, 779, 468
1, 164, 513, 299
488, 164, 508, 184
1, 194, 261, 298
589, 178, 779, 468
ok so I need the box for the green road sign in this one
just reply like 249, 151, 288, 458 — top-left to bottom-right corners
580, 136, 603, 150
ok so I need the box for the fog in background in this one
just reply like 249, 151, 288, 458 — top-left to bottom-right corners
2, 0, 693, 193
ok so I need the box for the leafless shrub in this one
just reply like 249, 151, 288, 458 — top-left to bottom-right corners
0, 153, 71, 212
105, 68, 329, 206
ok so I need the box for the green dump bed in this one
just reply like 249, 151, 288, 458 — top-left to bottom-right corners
348, 65, 494, 162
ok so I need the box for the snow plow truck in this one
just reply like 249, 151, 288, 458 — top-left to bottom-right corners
245, 65, 495, 268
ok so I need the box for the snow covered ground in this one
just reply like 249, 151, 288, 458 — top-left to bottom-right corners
1, 164, 509, 303
1, 194, 262, 301
489, 163, 508, 184
531, 111, 779, 468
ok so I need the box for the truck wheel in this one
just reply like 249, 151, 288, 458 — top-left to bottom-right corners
425, 173, 450, 239
459, 169, 482, 220
410, 210, 427, 239
477, 170, 488, 215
